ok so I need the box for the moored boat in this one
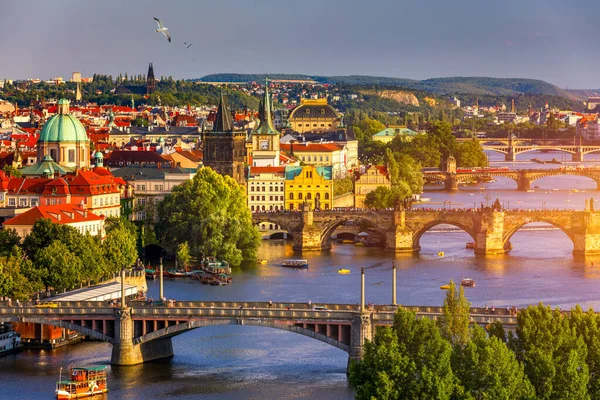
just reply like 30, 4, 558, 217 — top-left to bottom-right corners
282, 259, 309, 269
55, 365, 108, 399
202, 257, 232, 275
145, 268, 158, 280
461, 278, 476, 287
0, 323, 21, 356
166, 269, 187, 278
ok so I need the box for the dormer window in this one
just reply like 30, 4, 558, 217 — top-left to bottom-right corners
305, 109, 310, 115
320, 109, 325, 114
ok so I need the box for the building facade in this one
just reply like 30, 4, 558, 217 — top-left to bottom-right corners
248, 83, 280, 167
284, 165, 333, 211
354, 165, 390, 208
247, 166, 285, 213
288, 99, 339, 133
280, 142, 349, 178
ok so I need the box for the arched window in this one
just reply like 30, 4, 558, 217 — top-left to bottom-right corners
298, 193, 303, 200
307, 193, 312, 200
289, 193, 294, 200
251, 205, 255, 211
261, 205, 265, 211
325, 193, 330, 200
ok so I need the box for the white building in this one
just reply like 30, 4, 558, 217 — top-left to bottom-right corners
247, 166, 285, 214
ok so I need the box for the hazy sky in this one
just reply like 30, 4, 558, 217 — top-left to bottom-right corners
1, 0, 599, 88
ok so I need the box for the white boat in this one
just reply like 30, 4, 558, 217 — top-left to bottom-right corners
282, 259, 308, 269
0, 323, 21, 356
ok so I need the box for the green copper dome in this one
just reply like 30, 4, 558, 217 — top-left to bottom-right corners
94, 151, 104, 159
39, 99, 89, 143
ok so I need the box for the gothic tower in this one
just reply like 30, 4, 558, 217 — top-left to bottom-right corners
248, 79, 280, 167
146, 63, 155, 95
202, 91, 247, 184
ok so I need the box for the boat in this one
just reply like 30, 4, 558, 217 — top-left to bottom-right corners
282, 259, 309, 269
341, 240, 355, 244
440, 284, 451, 290
55, 365, 108, 400
354, 242, 365, 247
461, 278, 476, 287
338, 269, 351, 274
465, 242, 475, 249
166, 269, 187, 278
145, 268, 158, 280
0, 323, 21, 356
257, 259, 268, 265
210, 273, 232, 286
191, 271, 212, 284
438, 251, 445, 258
201, 257, 232, 275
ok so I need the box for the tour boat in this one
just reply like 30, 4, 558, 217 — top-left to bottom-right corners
202, 257, 232, 275
0, 323, 21, 356
461, 278, 476, 287
282, 259, 309, 269
191, 271, 212, 284
55, 365, 108, 399
210, 273, 232, 286
338, 269, 351, 274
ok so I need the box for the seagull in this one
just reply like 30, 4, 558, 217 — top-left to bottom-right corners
153, 17, 171, 42
186, 43, 194, 49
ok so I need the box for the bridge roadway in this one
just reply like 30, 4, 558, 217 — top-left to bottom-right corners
0, 301, 516, 368
253, 206, 600, 254
423, 167, 600, 191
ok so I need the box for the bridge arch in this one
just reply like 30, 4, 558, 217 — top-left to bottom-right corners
3, 316, 114, 343
412, 221, 477, 250
133, 318, 350, 353
251, 216, 297, 237
526, 172, 600, 190
320, 214, 387, 248
502, 219, 574, 250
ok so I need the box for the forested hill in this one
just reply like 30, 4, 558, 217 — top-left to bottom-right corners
196, 73, 577, 100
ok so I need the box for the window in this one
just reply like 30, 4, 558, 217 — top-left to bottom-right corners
298, 193, 303, 200
138, 198, 147, 205
307, 193, 312, 200
325, 204, 329, 210
319, 156, 323, 162
326, 156, 329, 162
320, 109, 325, 114
19, 198, 27, 207
137, 211, 146, 220
251, 205, 255, 211
68, 149, 75, 163
251, 196, 254, 201
269, 196, 273, 201
8, 198, 15, 206
289, 193, 294, 200
261, 196, 265, 201
31, 198, 38, 206
325, 193, 330, 200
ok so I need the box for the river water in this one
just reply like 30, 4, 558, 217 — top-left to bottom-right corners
3, 151, 600, 399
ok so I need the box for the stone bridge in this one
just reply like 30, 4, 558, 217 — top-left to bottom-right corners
424, 168, 600, 191
481, 143, 600, 161
252, 207, 600, 255
0, 301, 516, 368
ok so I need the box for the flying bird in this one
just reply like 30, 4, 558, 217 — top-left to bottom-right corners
186, 43, 194, 49
153, 17, 171, 42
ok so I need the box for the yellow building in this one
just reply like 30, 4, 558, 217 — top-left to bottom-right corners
288, 99, 339, 133
285, 165, 333, 211
354, 165, 390, 207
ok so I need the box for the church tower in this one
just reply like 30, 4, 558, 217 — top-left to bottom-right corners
249, 80, 280, 167
146, 63, 155, 95
203, 91, 247, 184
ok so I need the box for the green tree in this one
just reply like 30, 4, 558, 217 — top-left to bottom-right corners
452, 325, 535, 400
156, 167, 261, 267
36, 241, 83, 292
103, 219, 138, 275
455, 140, 488, 168
0, 228, 21, 256
510, 303, 589, 400
3, 165, 22, 178
0, 247, 41, 300
333, 177, 354, 197
364, 186, 395, 209
350, 307, 455, 400
438, 280, 470, 346
176, 242, 191, 269
569, 306, 600, 399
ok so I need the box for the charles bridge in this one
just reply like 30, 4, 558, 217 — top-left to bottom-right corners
424, 167, 600, 191
252, 203, 600, 255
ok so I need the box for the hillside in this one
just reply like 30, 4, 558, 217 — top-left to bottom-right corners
197, 73, 578, 100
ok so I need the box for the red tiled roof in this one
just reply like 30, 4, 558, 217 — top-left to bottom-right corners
249, 166, 286, 176
7, 177, 52, 195
63, 170, 120, 195
3, 204, 103, 227
280, 143, 342, 153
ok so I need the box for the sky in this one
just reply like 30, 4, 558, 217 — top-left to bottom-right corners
1, 0, 599, 89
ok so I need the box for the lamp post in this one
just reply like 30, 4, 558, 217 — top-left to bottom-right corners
120, 268, 126, 308
159, 257, 164, 301
391, 261, 397, 306
360, 267, 365, 312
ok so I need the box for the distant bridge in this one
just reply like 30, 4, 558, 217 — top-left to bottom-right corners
0, 300, 516, 368
252, 206, 600, 254
424, 167, 600, 191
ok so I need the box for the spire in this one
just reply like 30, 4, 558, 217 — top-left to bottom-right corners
253, 79, 279, 135
131, 95, 135, 110
146, 63, 155, 95
75, 82, 82, 102
213, 88, 234, 132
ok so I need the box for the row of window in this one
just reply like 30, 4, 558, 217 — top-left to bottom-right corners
251, 205, 283, 211
289, 193, 330, 200
8, 198, 40, 207
249, 185, 282, 192
300, 155, 330, 162
93, 196, 120, 207
296, 123, 333, 127
289, 203, 330, 210
77, 223, 100, 235
250, 195, 284, 202
136, 184, 165, 191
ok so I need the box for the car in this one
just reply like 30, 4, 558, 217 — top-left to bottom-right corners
312, 306, 328, 311
36, 302, 58, 308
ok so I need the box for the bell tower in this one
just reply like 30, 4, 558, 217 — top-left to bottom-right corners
146, 63, 155, 95
249, 79, 280, 167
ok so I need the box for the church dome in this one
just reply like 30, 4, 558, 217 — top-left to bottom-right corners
39, 99, 89, 143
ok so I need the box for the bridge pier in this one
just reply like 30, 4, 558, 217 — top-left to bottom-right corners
347, 312, 373, 373
517, 173, 531, 191
444, 174, 459, 191
385, 211, 419, 252
573, 152, 584, 162
505, 152, 516, 162
474, 211, 508, 255
110, 308, 174, 366
292, 226, 330, 251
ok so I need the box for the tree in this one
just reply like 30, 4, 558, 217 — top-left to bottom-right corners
0, 247, 41, 300
0, 228, 21, 256
438, 280, 470, 346
455, 140, 488, 168
510, 303, 589, 400
333, 177, 354, 197
452, 325, 535, 399
350, 307, 455, 400
36, 241, 83, 292
569, 306, 600, 399
3, 165, 22, 178
156, 167, 261, 267
103, 219, 138, 275
364, 186, 395, 209
176, 242, 191, 269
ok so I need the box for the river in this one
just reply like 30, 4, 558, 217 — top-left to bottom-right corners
2, 150, 600, 399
